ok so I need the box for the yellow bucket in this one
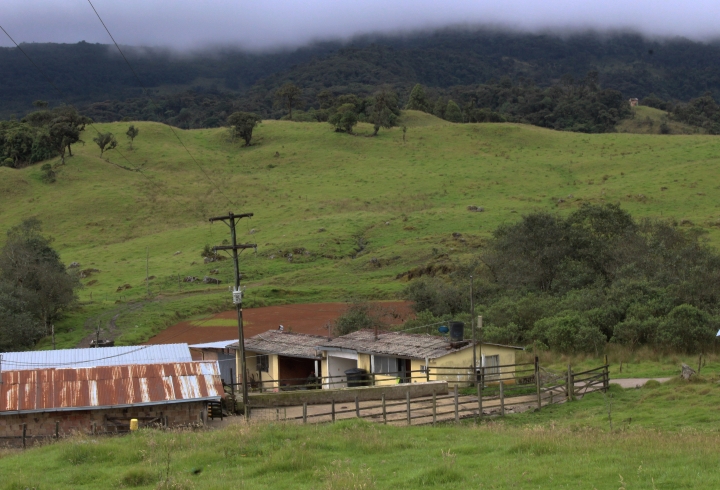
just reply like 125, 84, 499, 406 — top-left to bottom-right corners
129, 418, 139, 431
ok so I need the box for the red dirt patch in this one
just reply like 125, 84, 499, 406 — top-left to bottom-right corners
145, 301, 414, 345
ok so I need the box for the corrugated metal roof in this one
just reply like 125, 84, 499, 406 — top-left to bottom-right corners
0, 344, 192, 371
189, 340, 238, 349
318, 330, 522, 359
0, 361, 223, 415
231, 331, 326, 359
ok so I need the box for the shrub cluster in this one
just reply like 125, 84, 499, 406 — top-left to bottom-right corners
404, 204, 720, 354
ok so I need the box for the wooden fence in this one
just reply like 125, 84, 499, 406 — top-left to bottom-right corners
236, 359, 610, 425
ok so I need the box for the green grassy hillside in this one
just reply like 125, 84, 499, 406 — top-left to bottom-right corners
2, 111, 720, 347
617, 106, 701, 135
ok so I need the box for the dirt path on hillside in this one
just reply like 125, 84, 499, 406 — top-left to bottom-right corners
145, 301, 413, 345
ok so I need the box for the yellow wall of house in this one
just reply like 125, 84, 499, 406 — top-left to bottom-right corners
358, 354, 371, 372
428, 345, 518, 386
237, 350, 281, 391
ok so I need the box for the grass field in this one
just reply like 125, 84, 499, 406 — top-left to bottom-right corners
2, 379, 720, 489
616, 106, 701, 135
2, 111, 720, 347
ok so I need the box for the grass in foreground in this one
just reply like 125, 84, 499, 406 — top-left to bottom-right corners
523, 344, 719, 379
3, 380, 720, 489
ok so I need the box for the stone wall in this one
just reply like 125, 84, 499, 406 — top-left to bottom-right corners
0, 401, 207, 444
248, 380, 448, 408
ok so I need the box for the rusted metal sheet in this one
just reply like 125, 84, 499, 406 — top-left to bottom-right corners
0, 361, 222, 415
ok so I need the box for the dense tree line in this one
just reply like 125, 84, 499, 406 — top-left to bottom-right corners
0, 219, 80, 351
5, 32, 720, 121
406, 74, 632, 133
0, 104, 90, 168
404, 204, 720, 354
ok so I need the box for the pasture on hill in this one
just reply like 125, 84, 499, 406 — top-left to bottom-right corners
1, 111, 719, 347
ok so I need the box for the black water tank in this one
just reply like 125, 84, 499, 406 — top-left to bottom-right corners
345, 368, 369, 387
449, 321, 465, 342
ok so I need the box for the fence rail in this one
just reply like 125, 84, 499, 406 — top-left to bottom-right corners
234, 359, 610, 426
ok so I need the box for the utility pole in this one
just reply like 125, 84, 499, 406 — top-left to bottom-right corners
471, 275, 476, 382
209, 212, 256, 415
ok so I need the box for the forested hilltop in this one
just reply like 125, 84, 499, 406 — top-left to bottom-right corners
3, 30, 720, 120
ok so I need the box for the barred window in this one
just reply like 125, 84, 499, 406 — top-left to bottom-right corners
484, 355, 500, 375
257, 354, 269, 373
373, 356, 398, 375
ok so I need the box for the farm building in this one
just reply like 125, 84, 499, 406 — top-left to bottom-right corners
0, 344, 192, 370
230, 330, 325, 391
0, 361, 224, 443
189, 340, 237, 385
316, 330, 523, 388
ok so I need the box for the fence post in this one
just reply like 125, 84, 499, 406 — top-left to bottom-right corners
477, 381, 482, 421
406, 391, 411, 426
303, 402, 307, 424
499, 381, 505, 416
432, 391, 437, 426
55, 421, 59, 440
604, 364, 609, 392
22, 424, 26, 449
426, 366, 430, 383
382, 394, 387, 424
331, 399, 336, 423
567, 365, 573, 402
535, 356, 542, 410
454, 384, 459, 423
355, 395, 360, 418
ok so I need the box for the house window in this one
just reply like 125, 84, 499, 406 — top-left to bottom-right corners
484, 355, 500, 375
373, 356, 397, 375
257, 355, 269, 373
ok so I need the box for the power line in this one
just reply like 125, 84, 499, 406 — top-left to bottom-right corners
85, 0, 238, 207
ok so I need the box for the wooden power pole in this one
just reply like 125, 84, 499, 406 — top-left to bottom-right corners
471, 275, 476, 383
209, 212, 256, 414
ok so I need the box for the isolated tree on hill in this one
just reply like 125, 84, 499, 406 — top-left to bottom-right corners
328, 103, 358, 133
445, 100, 463, 123
274, 83, 302, 120
126, 125, 139, 149
227, 111, 262, 146
370, 89, 399, 136
24, 106, 91, 164
0, 218, 79, 350
406, 84, 429, 112
93, 132, 117, 157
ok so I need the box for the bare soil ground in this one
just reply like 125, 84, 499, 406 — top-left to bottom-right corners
145, 301, 413, 345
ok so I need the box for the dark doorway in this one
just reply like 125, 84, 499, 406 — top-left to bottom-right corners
278, 356, 317, 387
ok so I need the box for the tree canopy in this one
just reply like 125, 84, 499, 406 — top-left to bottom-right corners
227, 111, 262, 146
0, 219, 80, 351
404, 204, 720, 354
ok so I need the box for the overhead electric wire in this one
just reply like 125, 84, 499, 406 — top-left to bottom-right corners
85, 0, 238, 207
0, 24, 187, 210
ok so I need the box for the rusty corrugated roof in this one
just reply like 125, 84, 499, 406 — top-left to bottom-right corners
0, 361, 223, 415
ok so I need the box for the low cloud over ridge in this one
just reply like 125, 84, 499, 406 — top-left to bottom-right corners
2, 0, 720, 50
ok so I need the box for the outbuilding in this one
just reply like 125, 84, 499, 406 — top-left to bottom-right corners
0, 361, 223, 444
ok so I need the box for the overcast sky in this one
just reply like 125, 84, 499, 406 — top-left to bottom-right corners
2, 0, 720, 50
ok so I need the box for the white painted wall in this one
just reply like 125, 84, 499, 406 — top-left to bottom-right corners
326, 354, 357, 389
